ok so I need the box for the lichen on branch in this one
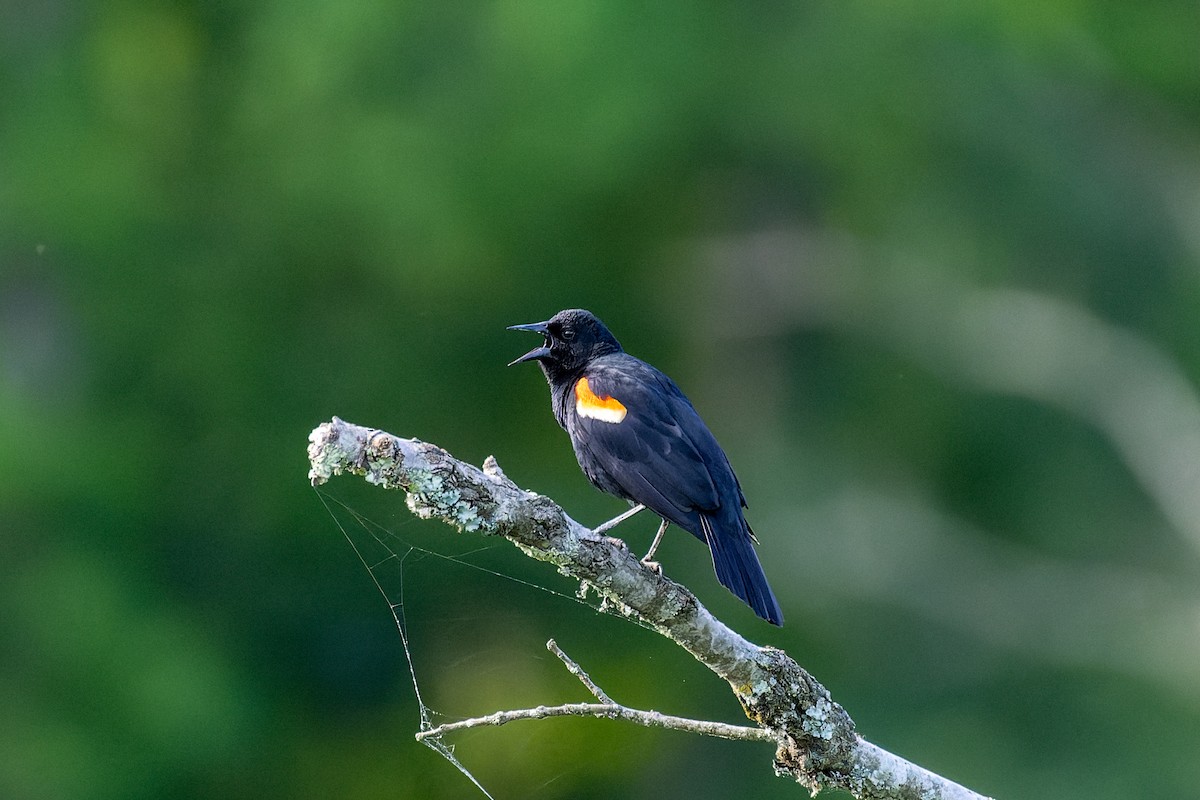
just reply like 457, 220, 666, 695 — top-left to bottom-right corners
307, 417, 992, 800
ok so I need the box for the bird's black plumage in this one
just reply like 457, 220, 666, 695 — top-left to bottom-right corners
508, 309, 783, 625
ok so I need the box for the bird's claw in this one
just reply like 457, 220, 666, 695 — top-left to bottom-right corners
640, 558, 662, 574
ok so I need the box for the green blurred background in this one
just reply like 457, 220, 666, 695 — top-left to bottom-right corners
3, 1, 1199, 798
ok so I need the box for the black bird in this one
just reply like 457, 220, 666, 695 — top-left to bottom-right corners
508, 308, 783, 625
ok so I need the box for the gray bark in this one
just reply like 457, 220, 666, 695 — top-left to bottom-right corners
308, 416, 994, 800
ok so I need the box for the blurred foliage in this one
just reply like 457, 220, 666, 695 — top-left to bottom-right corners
3, 1, 1199, 798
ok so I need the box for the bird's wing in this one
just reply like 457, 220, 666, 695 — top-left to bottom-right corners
570, 362, 725, 518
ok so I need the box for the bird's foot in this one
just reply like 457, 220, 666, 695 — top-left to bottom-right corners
640, 558, 662, 574
605, 536, 629, 552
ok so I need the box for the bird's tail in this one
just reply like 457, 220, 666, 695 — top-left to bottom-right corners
701, 514, 784, 626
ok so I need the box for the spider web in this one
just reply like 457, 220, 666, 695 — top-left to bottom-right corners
313, 487, 645, 797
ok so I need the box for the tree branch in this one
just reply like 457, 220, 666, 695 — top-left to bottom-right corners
308, 417, 993, 800
415, 640, 771, 743
547, 638, 613, 704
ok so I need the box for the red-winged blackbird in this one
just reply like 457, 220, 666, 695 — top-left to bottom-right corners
508, 308, 783, 625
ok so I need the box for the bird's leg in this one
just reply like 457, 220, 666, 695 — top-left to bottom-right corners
592, 503, 646, 537
640, 519, 669, 573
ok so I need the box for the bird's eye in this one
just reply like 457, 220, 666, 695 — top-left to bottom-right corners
561, 329, 576, 340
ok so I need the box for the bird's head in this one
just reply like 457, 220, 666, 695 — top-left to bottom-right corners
507, 309, 623, 383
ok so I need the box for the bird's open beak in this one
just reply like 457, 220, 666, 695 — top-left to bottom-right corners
507, 321, 552, 366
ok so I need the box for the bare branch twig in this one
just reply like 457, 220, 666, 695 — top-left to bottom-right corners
416, 701, 773, 742
546, 638, 614, 704
414, 639, 769, 743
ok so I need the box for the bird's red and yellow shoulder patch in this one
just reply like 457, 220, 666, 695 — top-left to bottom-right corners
575, 376, 627, 423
